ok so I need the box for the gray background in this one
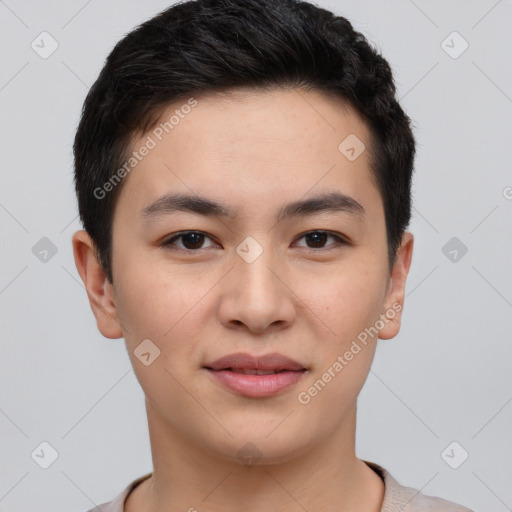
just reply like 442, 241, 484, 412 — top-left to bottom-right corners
1, 0, 511, 510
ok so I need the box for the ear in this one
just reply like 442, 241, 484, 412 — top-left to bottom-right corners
71, 230, 123, 339
377, 231, 414, 340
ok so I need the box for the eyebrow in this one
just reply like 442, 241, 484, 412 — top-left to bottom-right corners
141, 191, 365, 223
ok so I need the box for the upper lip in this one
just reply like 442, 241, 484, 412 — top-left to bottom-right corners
204, 352, 306, 371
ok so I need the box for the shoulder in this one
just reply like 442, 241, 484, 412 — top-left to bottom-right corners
85, 473, 153, 512
88, 465, 474, 512
364, 461, 474, 512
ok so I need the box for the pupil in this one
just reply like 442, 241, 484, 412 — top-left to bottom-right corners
180, 232, 328, 250
183, 233, 204, 249
307, 232, 326, 248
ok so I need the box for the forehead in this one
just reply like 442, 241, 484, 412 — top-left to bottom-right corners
145, 87, 370, 161
115, 87, 379, 221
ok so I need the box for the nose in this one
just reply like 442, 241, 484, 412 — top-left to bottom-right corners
216, 243, 296, 335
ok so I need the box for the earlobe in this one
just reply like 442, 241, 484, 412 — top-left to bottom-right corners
377, 231, 414, 340
71, 230, 124, 339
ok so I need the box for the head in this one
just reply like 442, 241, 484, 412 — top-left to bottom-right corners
72, 0, 415, 465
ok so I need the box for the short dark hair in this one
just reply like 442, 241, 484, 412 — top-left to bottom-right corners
73, 0, 416, 284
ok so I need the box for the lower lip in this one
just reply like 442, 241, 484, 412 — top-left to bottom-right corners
205, 369, 306, 397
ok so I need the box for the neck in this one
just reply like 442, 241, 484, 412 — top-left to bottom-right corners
126, 401, 385, 512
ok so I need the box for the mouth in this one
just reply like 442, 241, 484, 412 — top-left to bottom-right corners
203, 352, 308, 397
204, 351, 307, 372
210, 368, 293, 375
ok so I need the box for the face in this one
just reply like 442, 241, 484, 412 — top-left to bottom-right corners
73, 87, 413, 465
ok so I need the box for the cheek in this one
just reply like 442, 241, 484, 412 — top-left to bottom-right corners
113, 261, 195, 359
330, 284, 384, 343
298, 259, 387, 345
295, 345, 376, 441
316, 284, 381, 388
113, 270, 204, 401
112, 255, 221, 381
114, 245, 193, 327
293, 275, 383, 425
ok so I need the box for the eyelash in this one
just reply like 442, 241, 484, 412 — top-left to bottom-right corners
161, 230, 348, 253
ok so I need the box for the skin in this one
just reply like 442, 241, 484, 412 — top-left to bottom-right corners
73, 87, 413, 512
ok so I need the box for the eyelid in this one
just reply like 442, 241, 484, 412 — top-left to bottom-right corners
162, 231, 219, 250
161, 230, 349, 252
292, 230, 349, 249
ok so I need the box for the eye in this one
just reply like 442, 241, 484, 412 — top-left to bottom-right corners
161, 230, 348, 253
162, 231, 218, 251
294, 231, 347, 250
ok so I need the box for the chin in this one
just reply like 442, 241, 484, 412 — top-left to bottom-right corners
201, 426, 315, 467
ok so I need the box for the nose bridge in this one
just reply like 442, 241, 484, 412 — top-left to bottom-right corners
220, 234, 294, 332
235, 235, 282, 303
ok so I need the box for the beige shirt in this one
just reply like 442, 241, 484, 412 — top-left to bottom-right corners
88, 461, 473, 511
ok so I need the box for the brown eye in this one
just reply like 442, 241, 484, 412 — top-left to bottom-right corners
163, 231, 217, 251
305, 232, 328, 248
180, 232, 205, 249
295, 231, 346, 250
